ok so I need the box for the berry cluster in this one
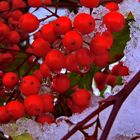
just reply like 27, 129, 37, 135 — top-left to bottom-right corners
0, 0, 128, 125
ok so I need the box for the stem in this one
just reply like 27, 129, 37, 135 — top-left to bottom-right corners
100, 70, 140, 140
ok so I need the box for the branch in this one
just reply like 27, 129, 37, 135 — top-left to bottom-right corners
61, 71, 140, 140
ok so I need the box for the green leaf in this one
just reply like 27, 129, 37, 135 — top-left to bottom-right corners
110, 22, 130, 63
116, 76, 123, 85
12, 133, 33, 140
68, 65, 100, 92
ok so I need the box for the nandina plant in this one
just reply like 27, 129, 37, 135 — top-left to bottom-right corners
0, 0, 139, 140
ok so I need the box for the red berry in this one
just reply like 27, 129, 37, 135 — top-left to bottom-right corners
0, 106, 10, 123
74, 13, 95, 34
34, 31, 42, 39
45, 49, 65, 71
112, 63, 129, 76
52, 74, 70, 93
90, 31, 113, 55
72, 89, 91, 107
9, 10, 23, 21
6, 101, 25, 120
62, 30, 83, 52
8, 31, 20, 44
40, 94, 54, 113
54, 16, 72, 34
103, 11, 125, 32
43, 0, 52, 4
36, 113, 55, 124
28, 0, 42, 7
33, 69, 44, 81
67, 99, 86, 113
0, 1, 10, 12
97, 83, 106, 91
94, 72, 107, 84
3, 52, 14, 63
80, 0, 99, 8
65, 53, 79, 72
94, 53, 110, 68
105, 2, 119, 11
75, 48, 92, 67
119, 65, 129, 76
20, 75, 40, 96
12, 0, 26, 9
0, 23, 10, 36
24, 95, 44, 116
41, 23, 57, 43
2, 72, 18, 88
32, 38, 51, 57
19, 13, 39, 33
106, 74, 116, 87
40, 63, 50, 77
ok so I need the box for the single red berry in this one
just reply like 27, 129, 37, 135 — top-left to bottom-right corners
40, 63, 50, 77
96, 83, 106, 91
32, 38, 51, 57
106, 74, 116, 87
0, 1, 10, 12
80, 0, 99, 8
41, 23, 57, 43
105, 2, 119, 11
20, 75, 40, 96
67, 99, 86, 113
52, 74, 70, 93
65, 53, 79, 72
0, 23, 10, 36
90, 31, 113, 55
3, 52, 14, 63
2, 72, 18, 88
33, 69, 44, 81
43, 0, 52, 4
119, 65, 129, 76
24, 95, 44, 116
94, 53, 110, 68
94, 72, 107, 84
0, 106, 10, 123
12, 0, 26, 9
28, 0, 42, 7
9, 10, 23, 21
62, 30, 83, 52
34, 31, 42, 39
19, 13, 39, 33
6, 101, 25, 120
8, 31, 20, 44
45, 49, 65, 71
40, 94, 54, 113
103, 11, 125, 32
74, 13, 95, 34
112, 63, 129, 76
75, 48, 92, 67
36, 113, 55, 124
72, 89, 91, 107
54, 16, 72, 34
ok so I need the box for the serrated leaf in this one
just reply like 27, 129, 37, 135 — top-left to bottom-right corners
12, 133, 33, 140
110, 22, 130, 63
